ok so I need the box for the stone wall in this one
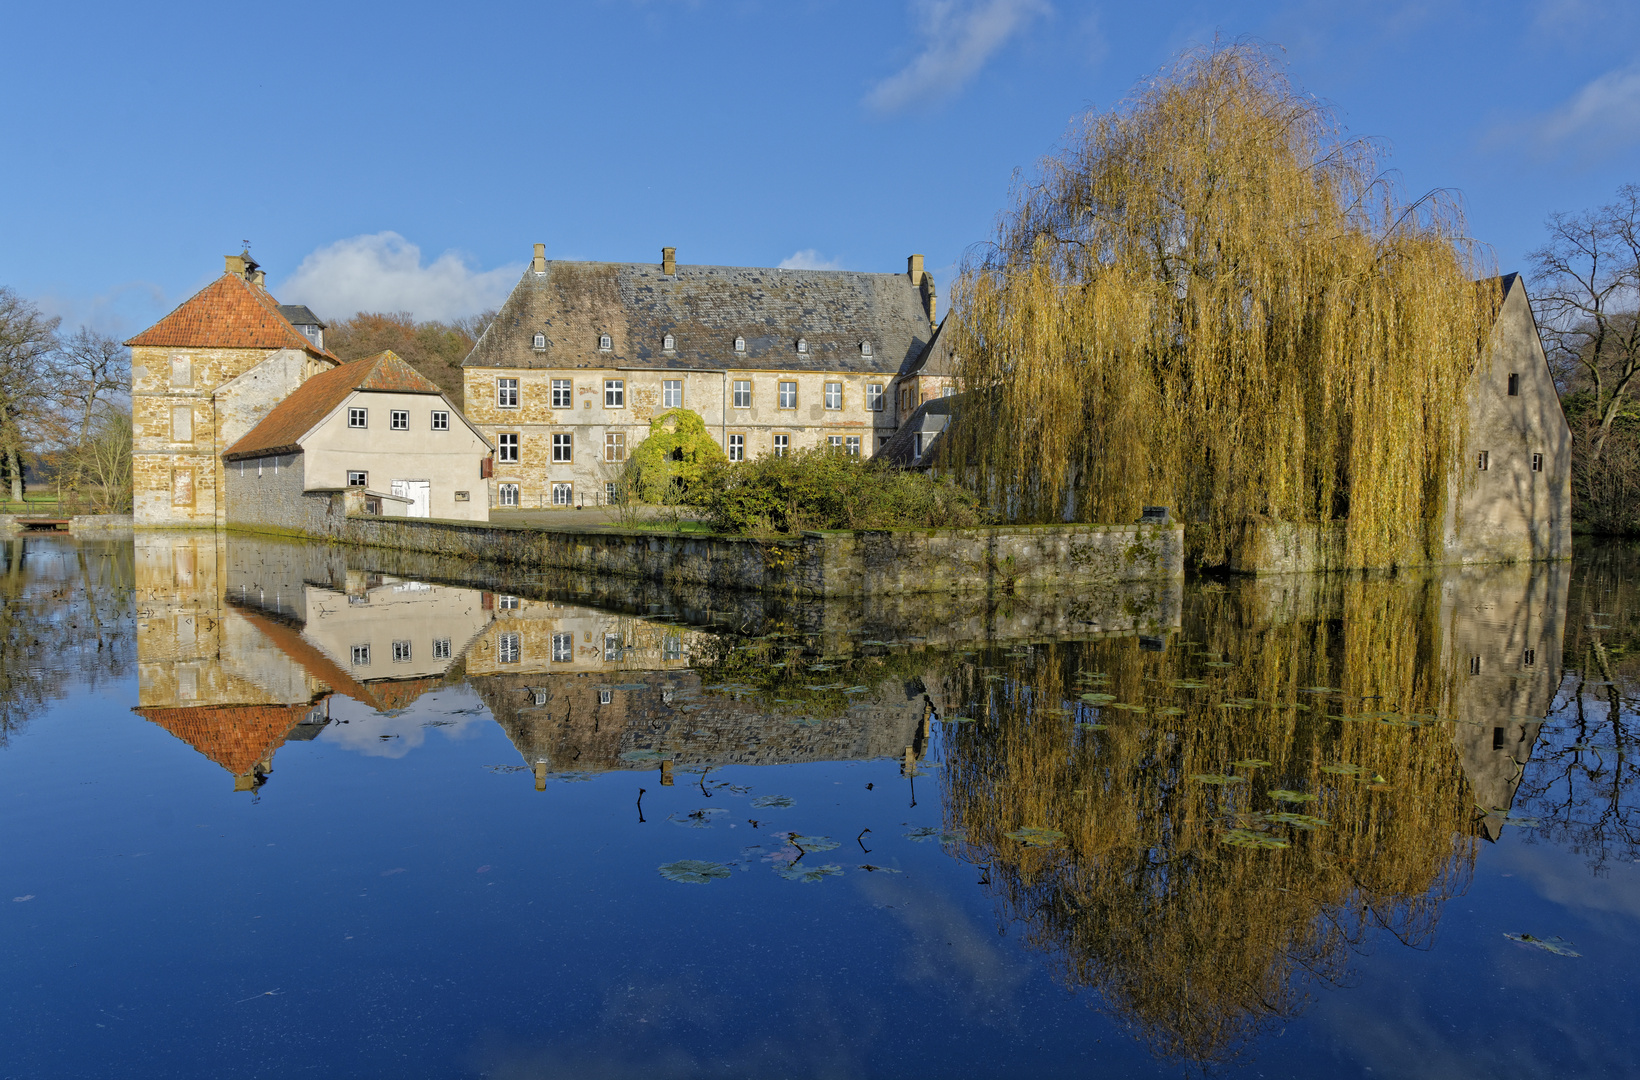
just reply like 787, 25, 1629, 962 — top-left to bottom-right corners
220, 452, 338, 538
237, 511, 1184, 598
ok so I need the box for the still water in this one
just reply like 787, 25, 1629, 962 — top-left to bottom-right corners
2, 532, 1638, 1078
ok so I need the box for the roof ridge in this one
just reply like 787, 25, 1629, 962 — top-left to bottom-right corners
125, 271, 339, 360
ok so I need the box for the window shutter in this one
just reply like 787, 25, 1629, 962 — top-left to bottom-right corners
481, 455, 494, 479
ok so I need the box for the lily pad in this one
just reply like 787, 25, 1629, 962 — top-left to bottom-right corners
658, 859, 733, 884
904, 826, 965, 843
750, 794, 795, 809
620, 749, 673, 762
1080, 692, 1117, 704
775, 862, 843, 883
1191, 774, 1247, 785
1221, 829, 1290, 850
1076, 722, 1109, 731
1108, 702, 1148, 712
1005, 826, 1065, 848
788, 834, 840, 852
1268, 789, 1318, 803
1154, 706, 1186, 716
1230, 758, 1273, 768
1504, 933, 1580, 957
1267, 812, 1329, 829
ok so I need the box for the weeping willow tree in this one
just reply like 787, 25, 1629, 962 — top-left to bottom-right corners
932, 574, 1483, 1064
949, 44, 1500, 567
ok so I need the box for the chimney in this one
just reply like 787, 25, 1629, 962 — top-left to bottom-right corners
909, 254, 936, 327
662, 247, 676, 275
250, 269, 266, 287
532, 243, 546, 273
225, 254, 246, 276
908, 253, 924, 281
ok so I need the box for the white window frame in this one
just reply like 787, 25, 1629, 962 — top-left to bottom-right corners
551, 379, 572, 409
497, 432, 520, 463
605, 379, 624, 408
350, 644, 370, 666
552, 432, 573, 462
392, 640, 412, 663
773, 434, 789, 457
347, 470, 368, 487
778, 381, 797, 409
845, 436, 861, 456
824, 382, 842, 410
551, 632, 573, 663
605, 431, 626, 462
390, 409, 409, 431
829, 436, 843, 448
499, 632, 521, 665
498, 483, 519, 507
733, 380, 752, 408
604, 634, 622, 662
599, 333, 613, 352
552, 482, 573, 506
433, 638, 452, 660
497, 378, 519, 408
663, 379, 683, 409
532, 332, 546, 350
431, 410, 449, 431
866, 384, 884, 412
727, 433, 745, 461
349, 407, 367, 428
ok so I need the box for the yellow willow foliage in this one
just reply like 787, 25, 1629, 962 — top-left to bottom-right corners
949, 44, 1500, 567
935, 576, 1478, 1064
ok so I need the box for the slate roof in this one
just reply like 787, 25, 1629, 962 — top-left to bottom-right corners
875, 393, 965, 468
897, 314, 957, 379
126, 272, 338, 360
463, 260, 936, 374
276, 304, 326, 328
222, 351, 445, 461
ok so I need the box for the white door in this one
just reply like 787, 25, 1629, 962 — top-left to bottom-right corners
391, 480, 431, 518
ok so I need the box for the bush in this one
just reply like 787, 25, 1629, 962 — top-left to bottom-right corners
623, 409, 726, 504
696, 447, 989, 534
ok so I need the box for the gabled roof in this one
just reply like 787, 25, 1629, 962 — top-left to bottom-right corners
222, 351, 447, 461
464, 259, 935, 374
898, 313, 957, 379
134, 701, 319, 778
125, 272, 338, 360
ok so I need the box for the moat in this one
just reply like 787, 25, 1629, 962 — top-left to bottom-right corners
3, 532, 1637, 1078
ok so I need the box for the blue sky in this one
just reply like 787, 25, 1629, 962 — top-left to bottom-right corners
2, 0, 1636, 334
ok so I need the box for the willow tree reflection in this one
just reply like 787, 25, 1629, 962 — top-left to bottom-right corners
935, 566, 1566, 1065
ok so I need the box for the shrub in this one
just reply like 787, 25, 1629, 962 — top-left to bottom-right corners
696, 447, 989, 534
623, 409, 727, 504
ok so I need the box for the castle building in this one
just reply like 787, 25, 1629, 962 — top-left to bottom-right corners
127, 253, 338, 526
461, 245, 939, 509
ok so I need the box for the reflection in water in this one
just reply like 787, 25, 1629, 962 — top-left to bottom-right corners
111, 531, 1632, 1070
932, 564, 1569, 1064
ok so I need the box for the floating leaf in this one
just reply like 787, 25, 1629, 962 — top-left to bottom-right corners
775, 862, 843, 883
788, 835, 840, 852
904, 826, 965, 843
668, 808, 729, 829
1320, 764, 1366, 776
1299, 686, 1339, 694
1268, 812, 1329, 829
658, 859, 732, 884
1504, 933, 1580, 957
1108, 702, 1148, 712
620, 749, 673, 763
1191, 774, 1247, 785
1080, 692, 1116, 704
1268, 789, 1317, 803
1005, 826, 1065, 848
1167, 679, 1210, 689
1154, 706, 1186, 716
1230, 758, 1273, 768
1221, 829, 1289, 850
1218, 702, 1252, 710
1204, 661, 1236, 668
750, 795, 794, 809
1076, 722, 1109, 731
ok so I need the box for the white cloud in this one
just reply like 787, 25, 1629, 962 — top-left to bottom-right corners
276, 232, 524, 322
865, 0, 1050, 114
1525, 62, 1640, 161
777, 248, 846, 271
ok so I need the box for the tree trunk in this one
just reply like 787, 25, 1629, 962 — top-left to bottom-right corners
6, 447, 22, 502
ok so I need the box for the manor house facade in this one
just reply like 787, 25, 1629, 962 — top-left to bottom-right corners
462, 245, 941, 508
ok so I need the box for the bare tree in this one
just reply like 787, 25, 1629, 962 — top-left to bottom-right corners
1529, 184, 1640, 463
54, 328, 130, 445
0, 288, 61, 502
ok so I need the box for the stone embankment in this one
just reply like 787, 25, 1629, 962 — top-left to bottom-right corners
1, 513, 134, 536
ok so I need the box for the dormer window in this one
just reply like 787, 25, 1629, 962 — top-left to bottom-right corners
662, 333, 675, 352
734, 336, 746, 353
796, 338, 808, 355
860, 341, 872, 357
532, 332, 546, 350
599, 333, 612, 352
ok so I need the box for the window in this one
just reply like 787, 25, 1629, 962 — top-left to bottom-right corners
1493, 727, 1506, 751
497, 433, 519, 463
433, 638, 451, 660
351, 644, 371, 666
728, 434, 745, 461
773, 434, 789, 457
172, 467, 194, 506
829, 436, 843, 448
1476, 450, 1490, 471
1469, 655, 1482, 675
605, 432, 626, 462
604, 634, 621, 662
532, 332, 546, 350
605, 481, 617, 504
499, 483, 519, 506
778, 381, 797, 409
846, 436, 860, 456
1508, 372, 1520, 396
499, 632, 521, 664
392, 640, 412, 663
796, 337, 808, 354
662, 634, 682, 661
1523, 648, 1536, 667
1532, 452, 1544, 473
497, 378, 518, 408
662, 333, 675, 352
599, 688, 613, 705
349, 407, 367, 428
663, 379, 683, 408
551, 432, 573, 462
499, 594, 519, 610
171, 406, 193, 443
824, 382, 842, 410
733, 380, 752, 408
734, 336, 746, 353
866, 384, 884, 411
860, 341, 873, 358
605, 379, 624, 407
347, 470, 368, 487
599, 333, 612, 352
551, 379, 572, 408
533, 689, 549, 706
552, 482, 573, 506
390, 410, 409, 430
551, 632, 573, 662
170, 355, 192, 387
914, 432, 925, 462
431, 410, 449, 431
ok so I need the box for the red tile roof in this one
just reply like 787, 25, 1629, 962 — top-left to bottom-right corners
135, 701, 318, 777
221, 351, 445, 461
125, 272, 339, 360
